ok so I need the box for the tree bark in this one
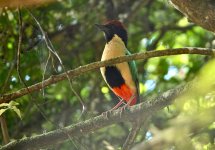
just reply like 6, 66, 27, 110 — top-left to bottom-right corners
170, 0, 215, 33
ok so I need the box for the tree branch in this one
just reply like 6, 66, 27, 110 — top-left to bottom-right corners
0, 0, 54, 8
122, 120, 143, 150
1, 83, 188, 150
170, 0, 215, 33
0, 116, 10, 144
0, 47, 214, 104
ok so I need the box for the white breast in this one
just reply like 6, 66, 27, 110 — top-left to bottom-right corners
100, 35, 136, 93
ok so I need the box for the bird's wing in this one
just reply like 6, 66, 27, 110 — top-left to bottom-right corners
126, 49, 140, 103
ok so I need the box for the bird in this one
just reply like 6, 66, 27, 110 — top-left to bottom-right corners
95, 20, 139, 110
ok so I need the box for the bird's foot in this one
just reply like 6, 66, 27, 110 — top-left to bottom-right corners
102, 109, 113, 119
119, 104, 131, 118
102, 99, 125, 118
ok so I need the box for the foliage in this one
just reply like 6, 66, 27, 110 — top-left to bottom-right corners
0, 0, 215, 149
0, 101, 21, 119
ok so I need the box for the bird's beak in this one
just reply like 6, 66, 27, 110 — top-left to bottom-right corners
95, 24, 108, 32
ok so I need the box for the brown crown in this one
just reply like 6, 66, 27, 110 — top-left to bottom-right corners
105, 20, 126, 30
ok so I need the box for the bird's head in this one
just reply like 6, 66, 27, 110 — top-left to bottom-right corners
95, 20, 127, 46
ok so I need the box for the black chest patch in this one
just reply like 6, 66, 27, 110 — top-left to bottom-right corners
105, 66, 125, 88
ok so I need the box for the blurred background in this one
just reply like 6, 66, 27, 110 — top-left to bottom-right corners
0, 0, 215, 149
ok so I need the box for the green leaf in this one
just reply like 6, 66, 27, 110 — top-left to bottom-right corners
11, 106, 22, 119
1, 101, 22, 119
0, 108, 8, 116
0, 103, 9, 108
8, 101, 19, 107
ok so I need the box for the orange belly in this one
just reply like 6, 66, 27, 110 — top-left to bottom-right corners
112, 84, 137, 106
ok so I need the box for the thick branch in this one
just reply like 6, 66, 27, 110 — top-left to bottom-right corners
170, 0, 215, 33
1, 83, 187, 150
0, 47, 214, 104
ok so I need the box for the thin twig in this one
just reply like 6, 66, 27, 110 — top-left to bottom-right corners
16, 8, 22, 82
27, 9, 86, 115
0, 60, 16, 94
0, 47, 214, 104
42, 51, 51, 97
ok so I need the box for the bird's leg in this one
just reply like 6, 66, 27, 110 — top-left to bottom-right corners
111, 99, 125, 110
102, 99, 125, 118
119, 94, 135, 118
124, 94, 136, 108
